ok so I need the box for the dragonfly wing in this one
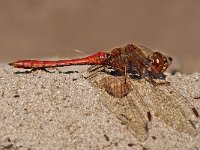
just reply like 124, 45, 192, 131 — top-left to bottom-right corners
150, 83, 198, 136
92, 76, 149, 141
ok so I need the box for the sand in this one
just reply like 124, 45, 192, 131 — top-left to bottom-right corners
0, 64, 200, 149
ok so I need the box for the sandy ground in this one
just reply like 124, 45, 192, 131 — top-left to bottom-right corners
0, 64, 200, 149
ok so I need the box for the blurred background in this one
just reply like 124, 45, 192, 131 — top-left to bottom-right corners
0, 0, 200, 73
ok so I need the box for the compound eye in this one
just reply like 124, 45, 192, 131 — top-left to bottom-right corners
153, 53, 163, 65
155, 57, 161, 66
151, 52, 168, 73
163, 59, 168, 66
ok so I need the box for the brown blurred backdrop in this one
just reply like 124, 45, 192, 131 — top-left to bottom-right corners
0, 0, 200, 73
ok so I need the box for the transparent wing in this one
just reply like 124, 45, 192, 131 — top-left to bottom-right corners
146, 81, 198, 136
91, 75, 150, 141
89, 73, 199, 141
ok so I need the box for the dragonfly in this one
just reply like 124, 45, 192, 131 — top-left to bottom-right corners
9, 44, 199, 141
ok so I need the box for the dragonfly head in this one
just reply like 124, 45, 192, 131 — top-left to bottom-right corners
150, 52, 172, 74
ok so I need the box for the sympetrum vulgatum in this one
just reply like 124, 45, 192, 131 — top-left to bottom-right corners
9, 44, 199, 141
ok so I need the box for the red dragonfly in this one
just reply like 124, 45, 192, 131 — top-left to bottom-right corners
9, 44, 170, 84
9, 44, 199, 141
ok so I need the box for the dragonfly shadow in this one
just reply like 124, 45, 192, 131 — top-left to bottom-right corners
14, 68, 79, 74
59, 70, 79, 74
110, 70, 144, 80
